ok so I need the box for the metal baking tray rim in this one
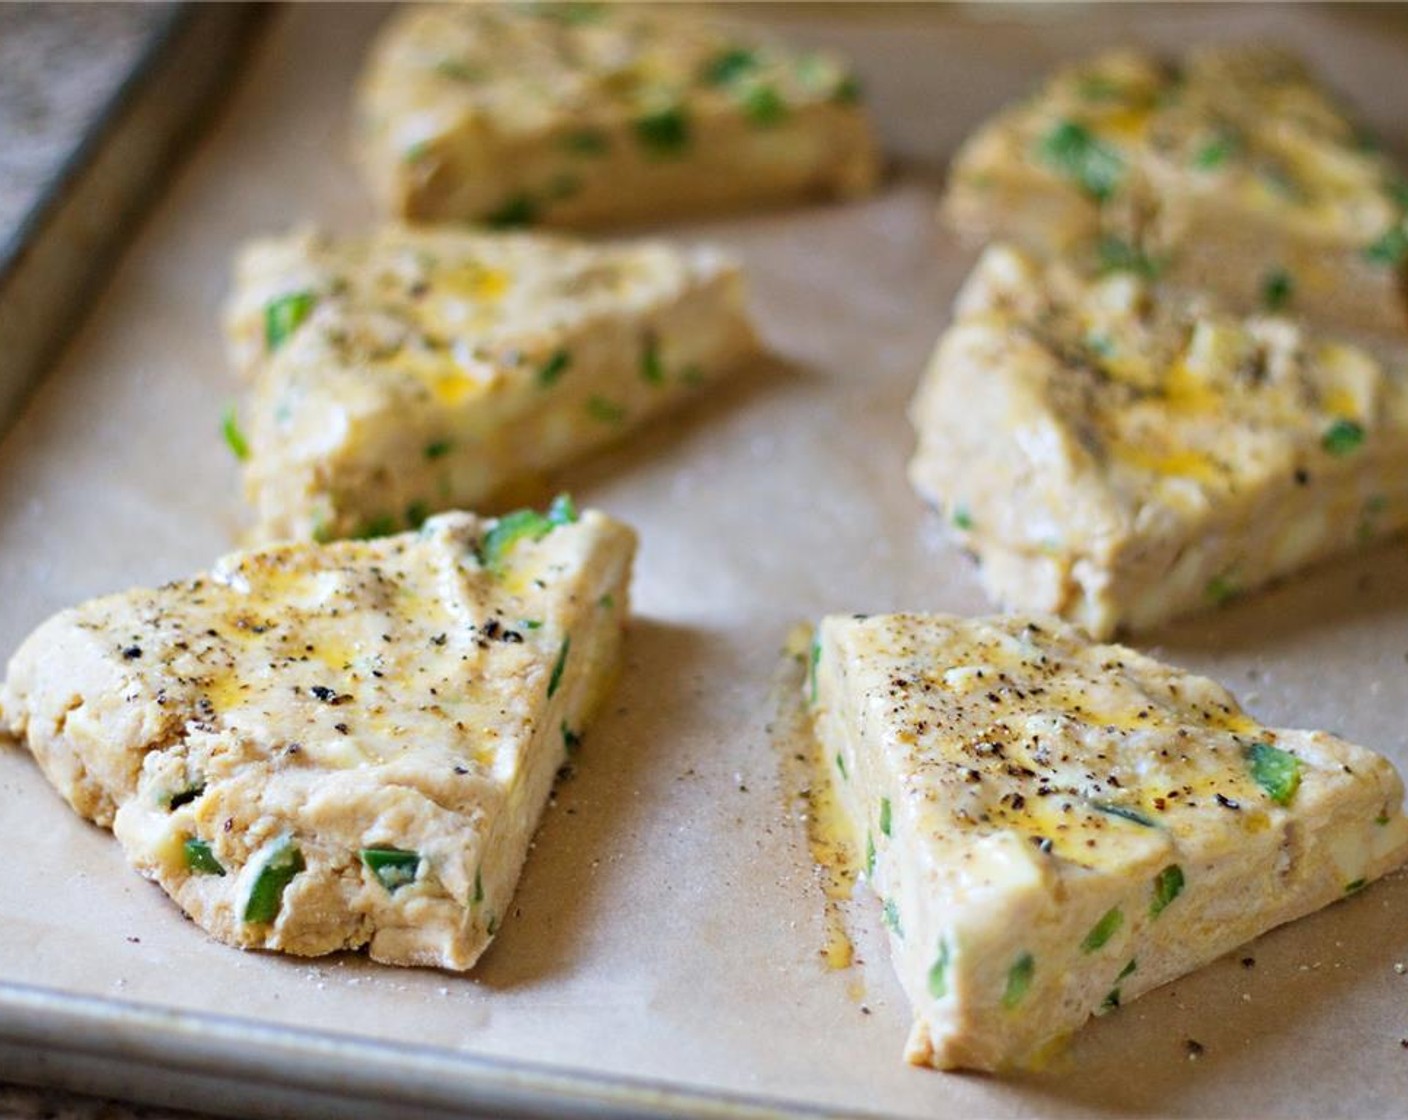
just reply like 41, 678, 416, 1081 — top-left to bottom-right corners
0, 979, 876, 1120
0, 5, 189, 281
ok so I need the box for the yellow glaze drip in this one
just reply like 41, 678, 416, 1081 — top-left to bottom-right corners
439, 264, 510, 303
809, 751, 858, 970
1095, 105, 1152, 143
432, 371, 484, 408
1321, 386, 1361, 421
1110, 442, 1226, 485
775, 625, 857, 972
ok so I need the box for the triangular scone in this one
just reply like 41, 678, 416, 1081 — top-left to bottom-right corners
354, 3, 878, 227
0, 505, 635, 969
811, 612, 1408, 1072
224, 226, 757, 542
944, 46, 1408, 336
909, 243, 1408, 638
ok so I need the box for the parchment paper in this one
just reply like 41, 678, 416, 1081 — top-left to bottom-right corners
2, 5, 1408, 1117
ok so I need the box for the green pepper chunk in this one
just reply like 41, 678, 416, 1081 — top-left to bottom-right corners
834, 751, 847, 780
485, 193, 538, 229
1262, 267, 1294, 311
880, 797, 892, 837
1002, 953, 1035, 1008
1193, 132, 1238, 170
424, 439, 452, 460
865, 832, 876, 878
586, 395, 626, 423
927, 937, 951, 998
562, 721, 582, 755
265, 291, 316, 350
808, 636, 821, 703
537, 348, 571, 388
1150, 864, 1185, 918
360, 847, 421, 893
355, 514, 397, 540
242, 835, 304, 924
1322, 418, 1365, 457
882, 898, 904, 939
1096, 235, 1161, 278
1038, 121, 1124, 201
741, 84, 787, 126
952, 506, 974, 531
634, 105, 690, 156
1345, 878, 1366, 895
184, 838, 226, 877
1245, 742, 1302, 805
704, 47, 758, 86
1097, 965, 1127, 1012
640, 334, 665, 385
221, 406, 250, 462
473, 869, 484, 905
1081, 907, 1123, 953
479, 495, 578, 572
1364, 226, 1408, 267
1205, 575, 1239, 605
831, 74, 862, 105
548, 637, 570, 699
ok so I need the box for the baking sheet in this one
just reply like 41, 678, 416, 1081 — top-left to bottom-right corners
2, 4, 1408, 1117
